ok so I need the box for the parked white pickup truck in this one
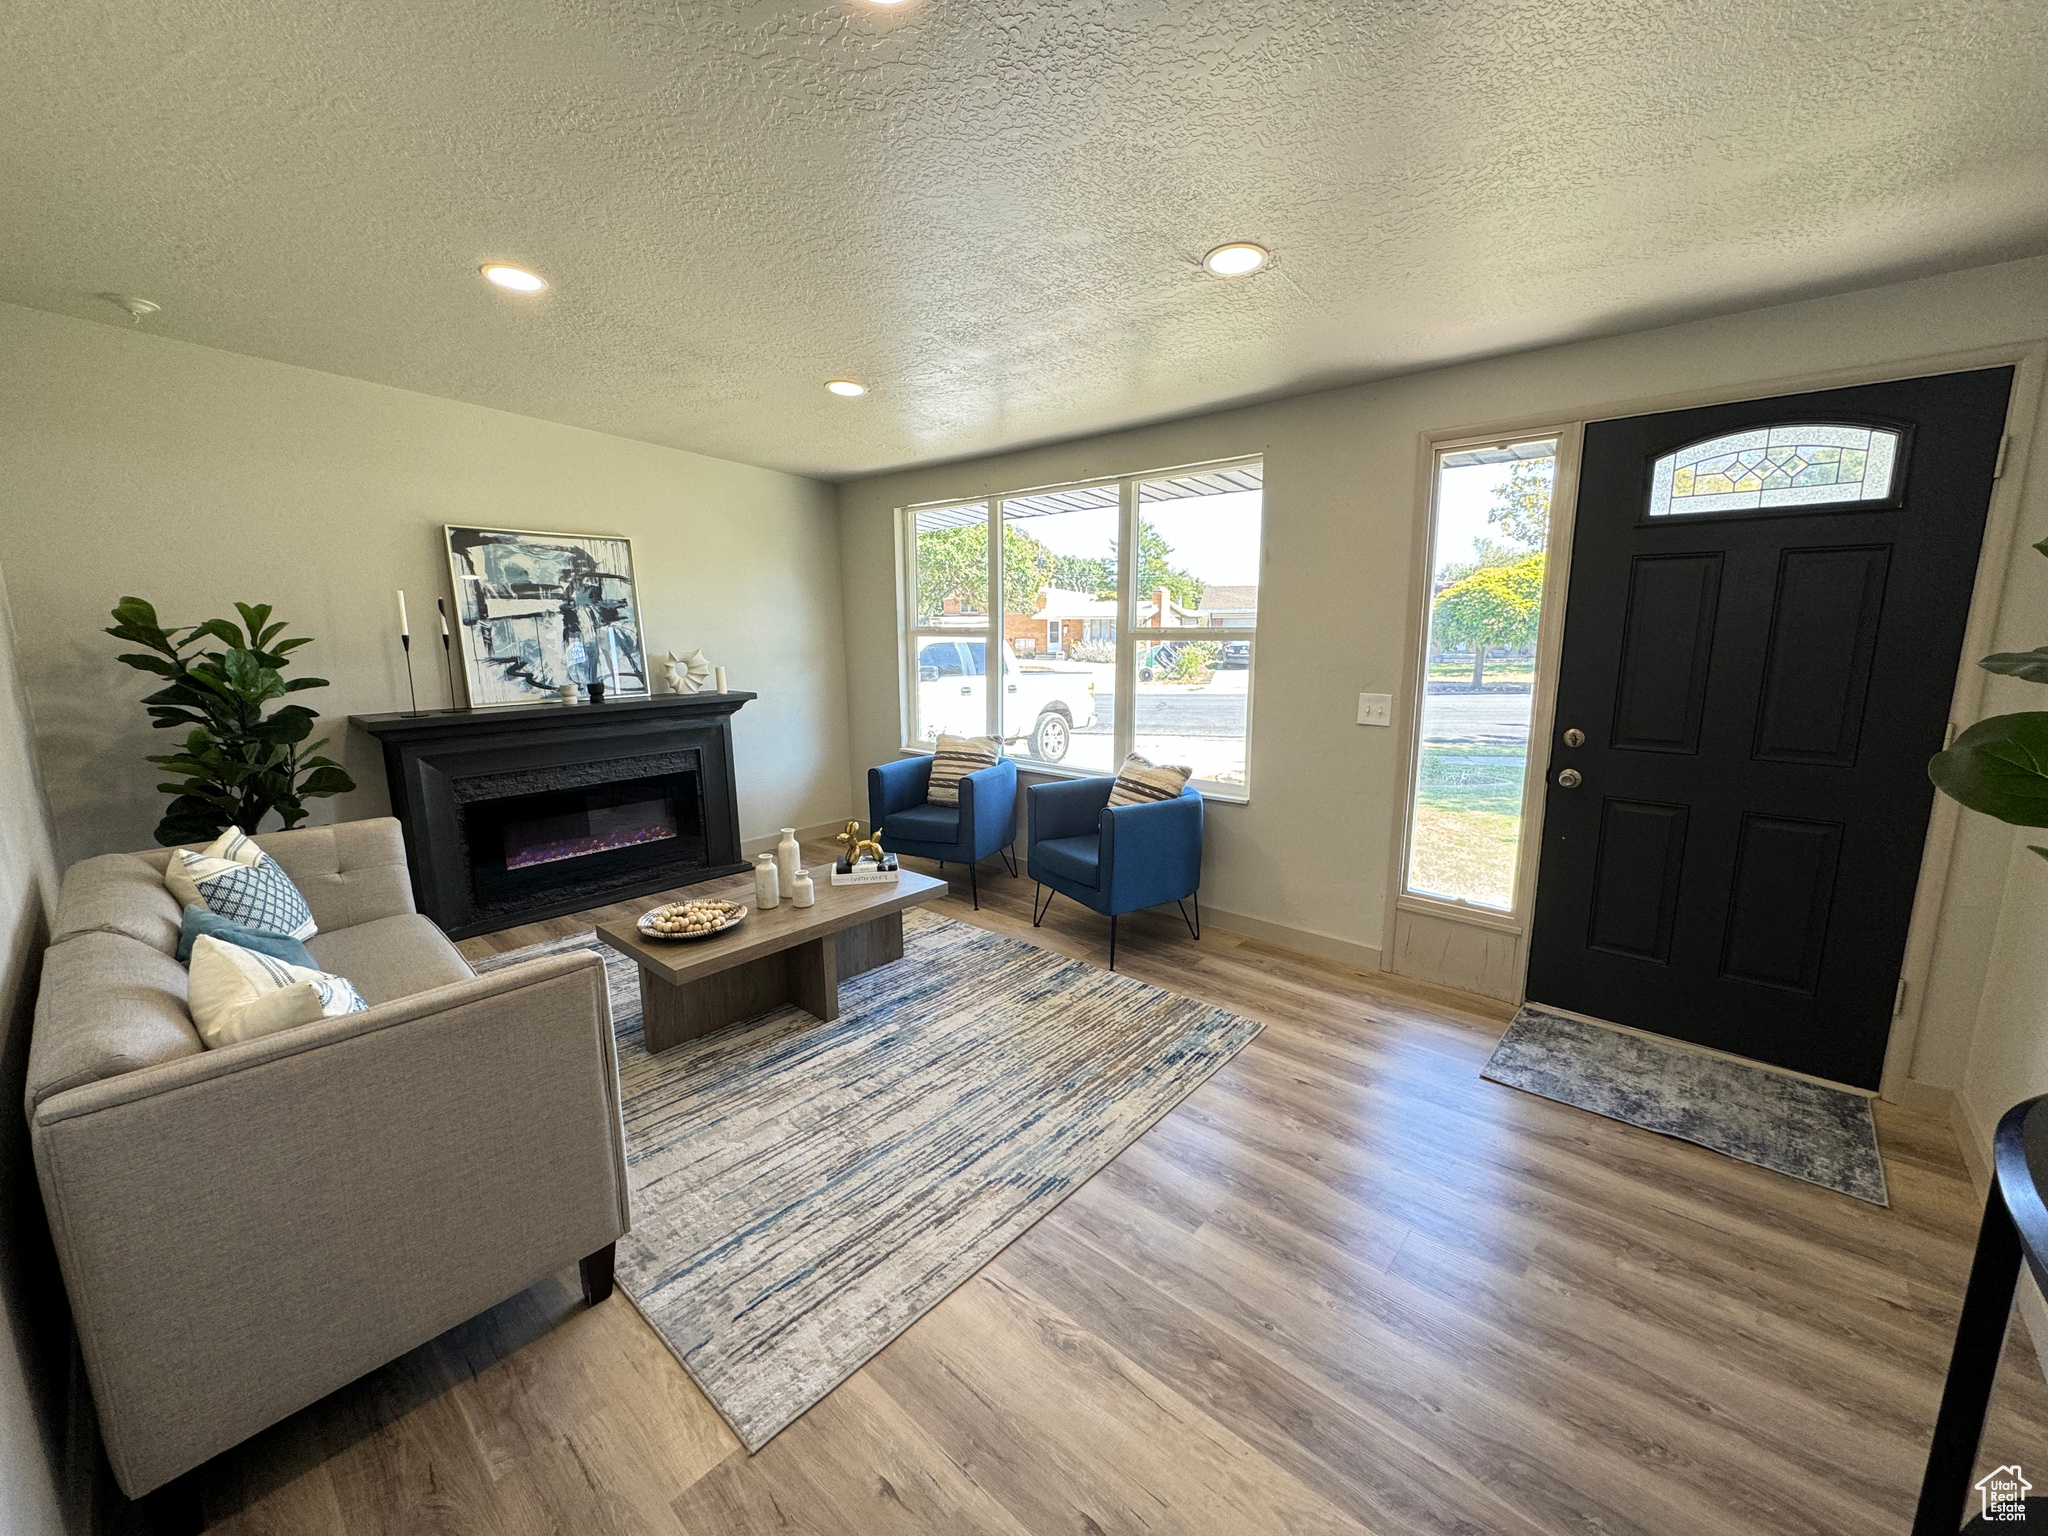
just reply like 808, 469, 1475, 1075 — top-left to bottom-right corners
915, 638, 1097, 762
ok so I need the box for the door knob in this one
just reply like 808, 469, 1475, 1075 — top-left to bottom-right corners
1563, 727, 1585, 747
1557, 768, 1583, 788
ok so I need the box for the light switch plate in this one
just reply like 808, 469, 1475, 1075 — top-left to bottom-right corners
1358, 692, 1392, 727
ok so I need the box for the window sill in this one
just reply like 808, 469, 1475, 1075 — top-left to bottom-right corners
894, 746, 1250, 806
1395, 892, 1524, 935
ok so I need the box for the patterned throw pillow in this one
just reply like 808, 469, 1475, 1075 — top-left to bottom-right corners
1106, 753, 1193, 808
162, 826, 264, 909
174, 845, 318, 940
927, 734, 999, 806
186, 935, 366, 1048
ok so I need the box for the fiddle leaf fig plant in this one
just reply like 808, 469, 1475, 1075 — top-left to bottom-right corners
1928, 537, 2048, 859
106, 597, 356, 846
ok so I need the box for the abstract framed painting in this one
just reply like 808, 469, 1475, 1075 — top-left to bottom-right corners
444, 525, 649, 706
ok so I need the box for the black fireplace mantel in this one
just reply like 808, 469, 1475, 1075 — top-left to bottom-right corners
354, 693, 756, 937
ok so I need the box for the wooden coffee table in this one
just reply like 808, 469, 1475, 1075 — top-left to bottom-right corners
595, 866, 948, 1053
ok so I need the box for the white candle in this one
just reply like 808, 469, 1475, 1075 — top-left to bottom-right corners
714, 666, 727, 693
396, 590, 409, 636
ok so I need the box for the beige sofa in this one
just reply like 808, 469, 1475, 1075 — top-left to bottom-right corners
25, 817, 630, 1498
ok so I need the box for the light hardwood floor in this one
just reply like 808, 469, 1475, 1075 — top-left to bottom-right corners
196, 842, 2048, 1535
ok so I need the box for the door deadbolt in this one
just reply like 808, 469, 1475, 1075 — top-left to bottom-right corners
1557, 768, 1583, 788
1563, 727, 1585, 747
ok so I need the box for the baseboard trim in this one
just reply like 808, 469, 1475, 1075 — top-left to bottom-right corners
1200, 905, 1383, 973
740, 819, 855, 860
1885, 1076, 1959, 1118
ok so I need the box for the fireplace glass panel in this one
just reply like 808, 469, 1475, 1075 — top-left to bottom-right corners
462, 769, 707, 913
501, 784, 678, 869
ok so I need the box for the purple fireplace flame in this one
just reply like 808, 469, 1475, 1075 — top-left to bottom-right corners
503, 797, 680, 870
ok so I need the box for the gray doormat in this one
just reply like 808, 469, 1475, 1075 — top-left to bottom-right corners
478, 909, 1262, 1451
1482, 1005, 1888, 1205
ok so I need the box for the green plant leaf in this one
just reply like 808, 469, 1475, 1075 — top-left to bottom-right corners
191, 618, 246, 650
298, 765, 355, 797
116, 596, 338, 841
1981, 648, 2048, 684
235, 603, 274, 643
115, 653, 181, 678
248, 705, 316, 744
1929, 712, 2048, 827
2033, 536, 2048, 561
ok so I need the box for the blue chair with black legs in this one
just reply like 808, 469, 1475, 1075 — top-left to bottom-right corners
1026, 776, 1202, 970
868, 754, 1019, 909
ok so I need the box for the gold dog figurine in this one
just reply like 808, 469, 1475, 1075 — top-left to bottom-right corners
836, 819, 887, 867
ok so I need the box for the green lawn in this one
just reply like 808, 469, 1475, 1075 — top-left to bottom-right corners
1409, 744, 1527, 908
1426, 658, 1535, 683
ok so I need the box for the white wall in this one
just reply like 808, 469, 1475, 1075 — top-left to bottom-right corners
838, 255, 2048, 1094
0, 302, 854, 865
0, 559, 77, 1533
1956, 420, 2048, 1143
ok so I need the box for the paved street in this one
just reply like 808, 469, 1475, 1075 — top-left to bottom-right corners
1078, 690, 1245, 739
1419, 689, 1533, 745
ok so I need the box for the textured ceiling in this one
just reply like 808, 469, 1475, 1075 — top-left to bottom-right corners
3, 2, 2045, 480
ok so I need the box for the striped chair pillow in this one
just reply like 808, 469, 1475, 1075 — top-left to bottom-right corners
927, 734, 999, 805
1107, 753, 1193, 807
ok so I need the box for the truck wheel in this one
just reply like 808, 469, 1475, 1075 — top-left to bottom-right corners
1031, 711, 1071, 762
1139, 666, 1154, 681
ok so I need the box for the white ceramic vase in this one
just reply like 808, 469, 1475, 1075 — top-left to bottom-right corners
776, 828, 802, 898
753, 852, 781, 909
791, 871, 816, 908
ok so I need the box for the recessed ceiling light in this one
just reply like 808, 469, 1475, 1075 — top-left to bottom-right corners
480, 263, 547, 293
1201, 242, 1270, 278
825, 379, 868, 397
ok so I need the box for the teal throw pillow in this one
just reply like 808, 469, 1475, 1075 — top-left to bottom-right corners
176, 905, 319, 970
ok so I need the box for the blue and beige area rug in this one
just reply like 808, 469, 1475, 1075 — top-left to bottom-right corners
1483, 1004, 1888, 1206
479, 909, 1261, 1450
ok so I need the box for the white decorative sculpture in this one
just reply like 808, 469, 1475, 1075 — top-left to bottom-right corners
663, 648, 712, 694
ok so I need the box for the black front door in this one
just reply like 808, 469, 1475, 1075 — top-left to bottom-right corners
1525, 367, 2013, 1088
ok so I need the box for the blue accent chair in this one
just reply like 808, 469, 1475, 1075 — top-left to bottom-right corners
1026, 777, 1203, 969
868, 754, 1019, 909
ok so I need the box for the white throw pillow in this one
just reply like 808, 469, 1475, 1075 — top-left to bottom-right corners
167, 834, 318, 941
927, 734, 999, 806
1106, 752, 1193, 808
186, 935, 366, 1048
162, 827, 263, 909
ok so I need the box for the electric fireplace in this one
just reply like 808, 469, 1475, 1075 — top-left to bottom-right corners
355, 693, 753, 937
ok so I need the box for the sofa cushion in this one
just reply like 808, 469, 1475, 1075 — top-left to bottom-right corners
1032, 834, 1102, 888
137, 820, 417, 934
256, 821, 417, 932
305, 914, 474, 1007
885, 802, 961, 847
26, 934, 202, 1113
50, 855, 183, 954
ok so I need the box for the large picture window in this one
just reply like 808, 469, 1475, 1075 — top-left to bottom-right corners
902, 460, 1261, 797
1404, 439, 1558, 910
